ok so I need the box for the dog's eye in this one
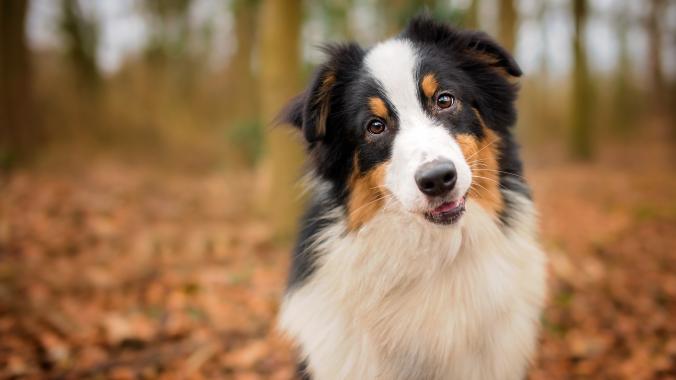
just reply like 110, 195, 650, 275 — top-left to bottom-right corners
436, 93, 455, 109
367, 119, 386, 135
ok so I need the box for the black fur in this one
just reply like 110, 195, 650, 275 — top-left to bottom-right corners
296, 359, 312, 380
287, 193, 337, 288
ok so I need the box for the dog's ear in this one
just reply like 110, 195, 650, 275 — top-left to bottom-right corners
277, 93, 306, 131
277, 64, 336, 143
457, 30, 522, 77
302, 64, 337, 143
403, 15, 522, 78
278, 43, 363, 143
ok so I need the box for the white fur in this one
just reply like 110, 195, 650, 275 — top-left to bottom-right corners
279, 191, 546, 380
365, 39, 472, 213
278, 39, 547, 380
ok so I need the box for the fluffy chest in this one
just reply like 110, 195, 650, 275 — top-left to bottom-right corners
279, 200, 547, 380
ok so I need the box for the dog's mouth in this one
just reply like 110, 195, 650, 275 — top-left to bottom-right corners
424, 197, 466, 225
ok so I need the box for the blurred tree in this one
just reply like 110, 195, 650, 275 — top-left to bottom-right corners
225, 0, 262, 165
498, 0, 517, 53
647, 0, 666, 115
227, 0, 260, 122
59, 0, 100, 90
529, 1, 553, 140
570, 0, 593, 159
321, 0, 354, 40
141, 0, 198, 97
256, 0, 304, 241
379, 0, 411, 35
143, 0, 192, 65
535, 1, 549, 79
611, 2, 636, 134
463, 0, 480, 29
139, 0, 196, 134
380, 0, 440, 35
58, 0, 104, 140
379, 0, 466, 35
1, 0, 39, 167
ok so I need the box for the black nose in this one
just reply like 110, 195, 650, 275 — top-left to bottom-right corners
415, 160, 457, 197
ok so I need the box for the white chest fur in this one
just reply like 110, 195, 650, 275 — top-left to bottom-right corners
279, 194, 547, 380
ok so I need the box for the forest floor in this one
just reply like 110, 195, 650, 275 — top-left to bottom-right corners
1, 133, 675, 380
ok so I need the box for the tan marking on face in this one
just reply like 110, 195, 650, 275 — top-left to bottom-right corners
469, 51, 519, 83
368, 97, 389, 120
347, 160, 388, 231
316, 73, 336, 137
456, 109, 504, 217
421, 73, 438, 98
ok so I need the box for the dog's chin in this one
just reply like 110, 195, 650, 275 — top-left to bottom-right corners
422, 197, 466, 226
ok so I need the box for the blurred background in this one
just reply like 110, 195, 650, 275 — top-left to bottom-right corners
1, 0, 675, 379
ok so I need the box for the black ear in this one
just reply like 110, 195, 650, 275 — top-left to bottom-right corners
276, 63, 336, 143
276, 61, 337, 143
403, 15, 522, 77
277, 92, 306, 130
303, 64, 337, 143
278, 43, 364, 143
459, 30, 522, 77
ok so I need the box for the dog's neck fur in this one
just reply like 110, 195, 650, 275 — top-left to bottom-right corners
280, 190, 546, 380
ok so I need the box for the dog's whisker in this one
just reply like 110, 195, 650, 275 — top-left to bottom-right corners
472, 168, 527, 180
467, 186, 481, 199
464, 138, 500, 160
468, 162, 489, 170
348, 194, 393, 216
467, 160, 490, 168
470, 182, 490, 194
472, 176, 508, 190
472, 175, 502, 184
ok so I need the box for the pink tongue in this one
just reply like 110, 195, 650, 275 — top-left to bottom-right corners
433, 199, 463, 213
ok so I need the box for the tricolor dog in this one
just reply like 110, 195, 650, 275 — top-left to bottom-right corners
277, 16, 547, 380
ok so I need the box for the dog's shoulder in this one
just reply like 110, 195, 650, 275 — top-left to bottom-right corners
287, 189, 338, 289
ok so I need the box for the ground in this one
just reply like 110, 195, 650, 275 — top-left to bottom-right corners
1, 136, 675, 379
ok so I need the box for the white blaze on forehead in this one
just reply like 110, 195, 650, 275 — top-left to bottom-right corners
364, 39, 422, 127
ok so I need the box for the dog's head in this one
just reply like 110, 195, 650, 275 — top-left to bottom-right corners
281, 16, 523, 231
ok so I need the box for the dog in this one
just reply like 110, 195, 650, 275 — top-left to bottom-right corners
277, 16, 547, 380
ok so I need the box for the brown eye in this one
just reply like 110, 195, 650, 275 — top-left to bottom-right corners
436, 92, 455, 109
367, 119, 386, 135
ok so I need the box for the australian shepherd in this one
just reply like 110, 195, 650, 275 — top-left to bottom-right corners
277, 16, 547, 380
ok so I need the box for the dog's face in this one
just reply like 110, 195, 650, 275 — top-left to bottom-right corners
282, 17, 523, 231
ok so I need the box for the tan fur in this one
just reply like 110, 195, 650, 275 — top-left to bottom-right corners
421, 73, 438, 98
368, 97, 389, 120
455, 110, 503, 217
347, 162, 387, 231
466, 51, 519, 84
316, 74, 336, 138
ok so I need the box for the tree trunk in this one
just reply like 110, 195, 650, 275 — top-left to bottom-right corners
256, 0, 304, 242
464, 0, 480, 29
60, 0, 100, 91
570, 0, 593, 159
323, 0, 354, 40
531, 1, 550, 140
227, 0, 259, 121
612, 4, 634, 134
0, 0, 38, 167
647, 0, 666, 114
498, 0, 517, 53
